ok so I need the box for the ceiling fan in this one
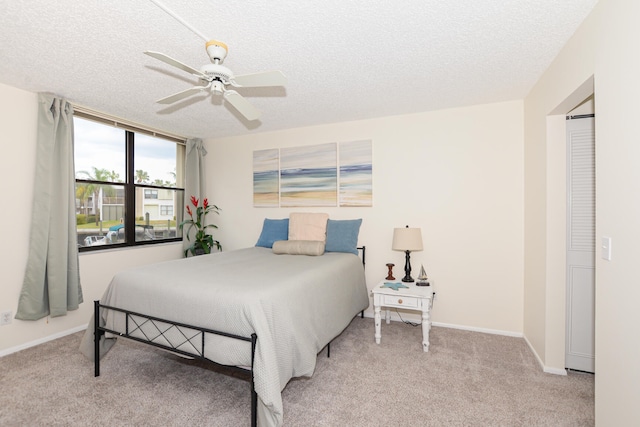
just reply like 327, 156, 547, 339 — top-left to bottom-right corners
145, 0, 286, 121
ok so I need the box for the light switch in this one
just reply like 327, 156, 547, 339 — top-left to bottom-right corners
601, 237, 612, 261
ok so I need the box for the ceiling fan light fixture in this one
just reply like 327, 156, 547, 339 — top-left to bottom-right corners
211, 80, 225, 94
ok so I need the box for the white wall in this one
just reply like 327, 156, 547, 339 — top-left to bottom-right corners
0, 83, 183, 355
205, 101, 524, 334
523, 2, 596, 373
594, 0, 640, 422
524, 0, 640, 423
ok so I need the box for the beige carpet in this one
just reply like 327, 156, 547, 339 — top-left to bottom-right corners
0, 317, 593, 426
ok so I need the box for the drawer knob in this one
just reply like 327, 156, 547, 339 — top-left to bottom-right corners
398, 299, 403, 304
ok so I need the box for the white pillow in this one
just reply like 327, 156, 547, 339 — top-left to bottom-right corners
288, 212, 329, 241
272, 240, 325, 256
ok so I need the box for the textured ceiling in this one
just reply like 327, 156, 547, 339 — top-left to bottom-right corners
0, 0, 598, 139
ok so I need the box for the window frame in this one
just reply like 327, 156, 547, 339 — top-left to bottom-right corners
74, 110, 186, 252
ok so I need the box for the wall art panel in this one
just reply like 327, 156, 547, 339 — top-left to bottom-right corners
280, 143, 337, 207
339, 139, 372, 206
253, 148, 279, 207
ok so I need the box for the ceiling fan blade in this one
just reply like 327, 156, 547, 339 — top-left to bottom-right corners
157, 86, 207, 104
224, 90, 261, 121
231, 70, 287, 88
144, 51, 210, 80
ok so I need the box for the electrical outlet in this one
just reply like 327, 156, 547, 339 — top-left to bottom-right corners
0, 310, 12, 326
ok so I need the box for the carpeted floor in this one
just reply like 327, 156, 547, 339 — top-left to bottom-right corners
0, 317, 593, 426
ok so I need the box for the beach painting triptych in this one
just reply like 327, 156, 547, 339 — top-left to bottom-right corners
253, 140, 372, 207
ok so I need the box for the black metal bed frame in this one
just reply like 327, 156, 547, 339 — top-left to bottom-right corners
93, 246, 365, 427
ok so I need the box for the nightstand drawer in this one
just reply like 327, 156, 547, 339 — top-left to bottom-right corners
382, 294, 419, 308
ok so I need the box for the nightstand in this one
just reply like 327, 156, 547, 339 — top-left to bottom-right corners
372, 280, 434, 352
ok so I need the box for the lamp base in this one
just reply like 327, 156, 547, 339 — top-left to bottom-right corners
402, 250, 414, 282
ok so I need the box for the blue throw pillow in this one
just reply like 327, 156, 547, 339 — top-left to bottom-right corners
255, 218, 289, 248
325, 219, 362, 255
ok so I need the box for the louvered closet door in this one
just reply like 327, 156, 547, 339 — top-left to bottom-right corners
565, 116, 595, 373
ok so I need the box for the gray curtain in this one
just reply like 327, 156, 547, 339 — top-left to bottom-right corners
182, 138, 207, 254
16, 94, 82, 320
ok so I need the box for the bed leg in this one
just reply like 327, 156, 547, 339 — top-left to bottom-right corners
251, 333, 257, 427
327, 343, 331, 358
361, 310, 364, 318
251, 383, 257, 427
94, 300, 101, 377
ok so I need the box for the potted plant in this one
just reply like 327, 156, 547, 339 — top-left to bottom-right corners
179, 196, 222, 257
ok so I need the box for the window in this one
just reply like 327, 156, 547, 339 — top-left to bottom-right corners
74, 113, 185, 250
144, 189, 158, 199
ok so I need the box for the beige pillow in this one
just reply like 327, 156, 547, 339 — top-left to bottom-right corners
272, 240, 325, 256
288, 212, 329, 241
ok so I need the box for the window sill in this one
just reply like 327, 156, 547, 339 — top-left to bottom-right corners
78, 240, 182, 256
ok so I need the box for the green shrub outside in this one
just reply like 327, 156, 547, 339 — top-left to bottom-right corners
76, 214, 96, 225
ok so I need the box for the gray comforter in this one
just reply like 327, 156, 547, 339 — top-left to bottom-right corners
80, 247, 369, 427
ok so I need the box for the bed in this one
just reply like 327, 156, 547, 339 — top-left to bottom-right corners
80, 245, 368, 427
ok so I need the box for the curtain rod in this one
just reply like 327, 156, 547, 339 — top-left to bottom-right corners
72, 104, 187, 145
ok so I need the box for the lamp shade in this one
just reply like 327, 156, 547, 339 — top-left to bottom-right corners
392, 227, 423, 252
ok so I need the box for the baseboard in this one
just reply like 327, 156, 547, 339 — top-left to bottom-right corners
0, 324, 88, 358
361, 311, 522, 338
523, 335, 567, 376
543, 366, 568, 376
431, 321, 523, 338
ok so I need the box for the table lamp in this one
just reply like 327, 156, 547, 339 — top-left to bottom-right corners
392, 225, 423, 282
